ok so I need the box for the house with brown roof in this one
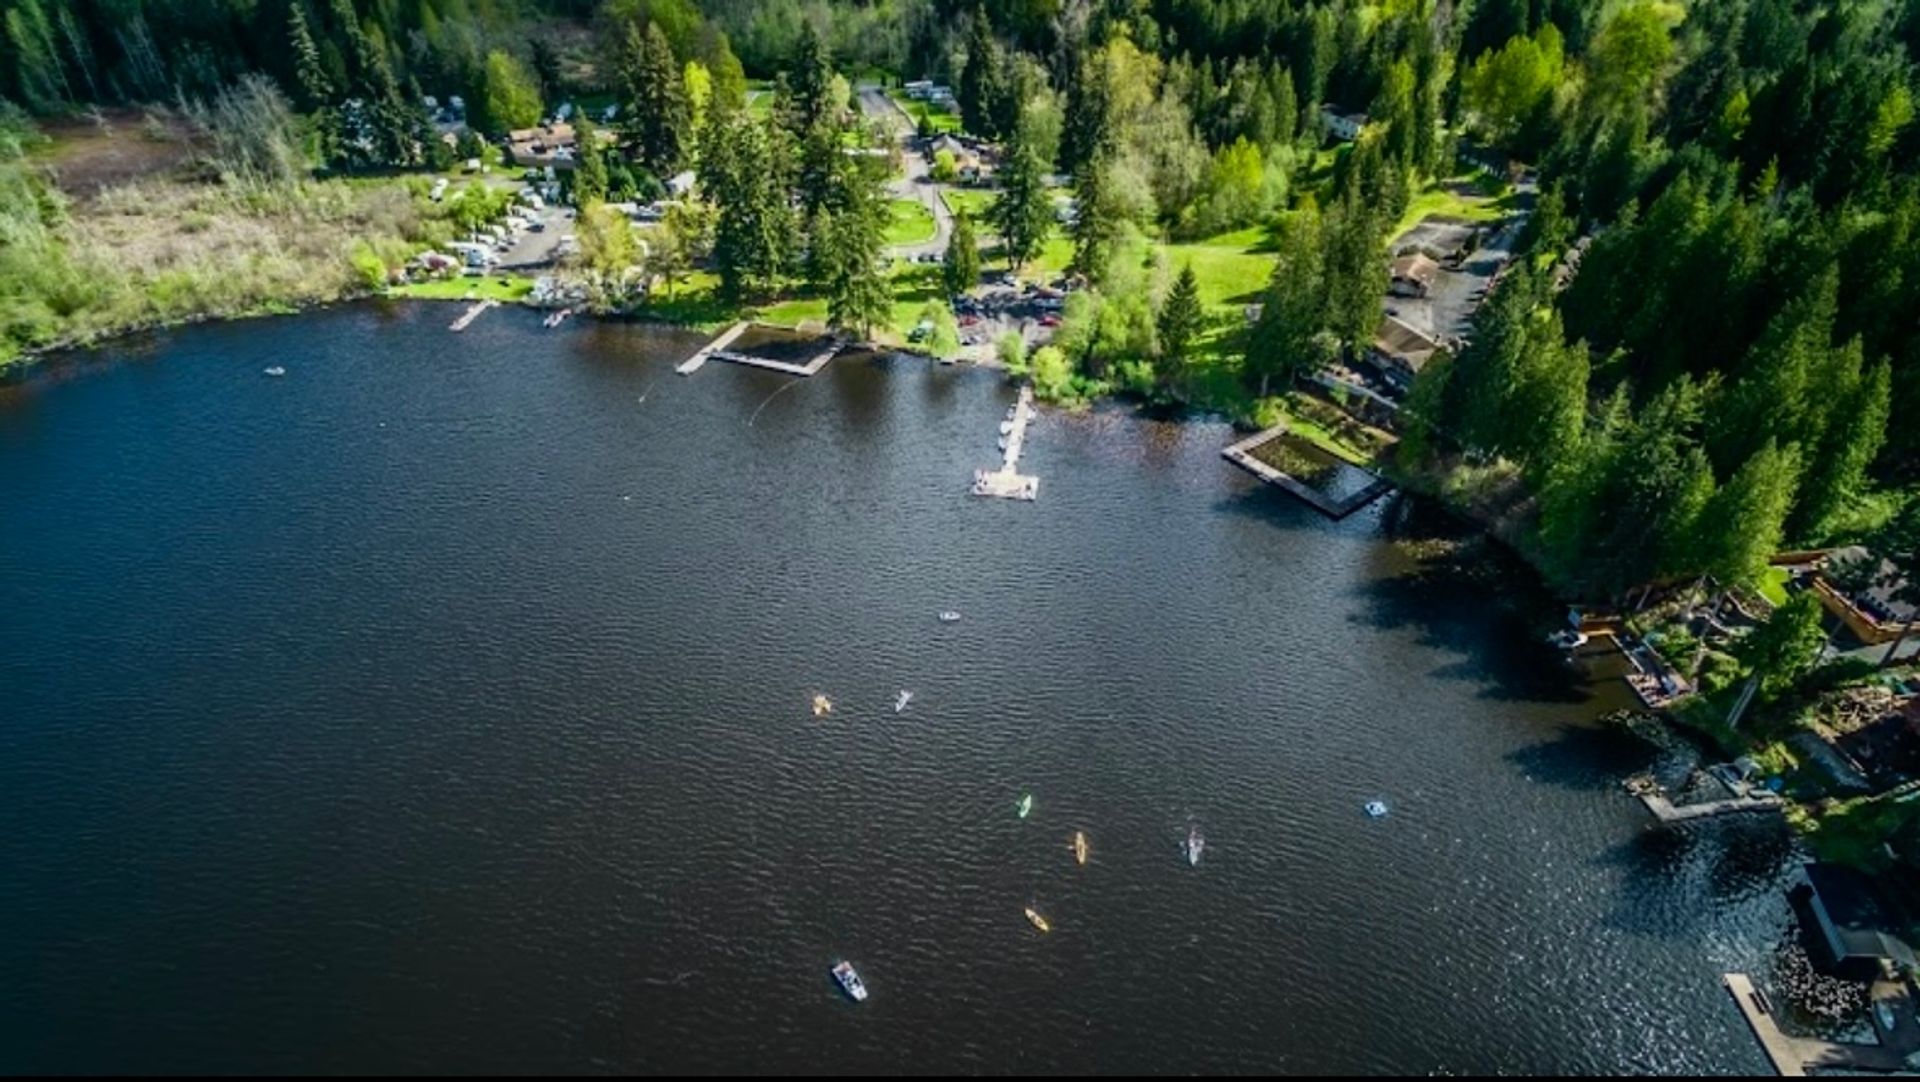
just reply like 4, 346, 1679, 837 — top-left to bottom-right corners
1369, 315, 1440, 390
1389, 253, 1440, 298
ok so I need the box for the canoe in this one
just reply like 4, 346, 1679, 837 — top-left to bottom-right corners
1072, 831, 1088, 865
1024, 907, 1051, 933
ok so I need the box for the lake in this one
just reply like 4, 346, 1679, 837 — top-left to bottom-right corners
0, 303, 1803, 1073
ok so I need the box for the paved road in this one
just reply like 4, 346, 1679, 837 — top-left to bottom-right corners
857, 85, 954, 261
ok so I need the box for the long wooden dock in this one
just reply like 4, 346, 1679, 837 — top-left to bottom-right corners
676, 321, 749, 374
448, 298, 498, 332
971, 385, 1038, 501
1221, 426, 1393, 518
1724, 973, 1920, 1075
709, 342, 840, 376
1637, 789, 1784, 822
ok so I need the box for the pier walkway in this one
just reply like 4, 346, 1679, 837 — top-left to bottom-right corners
1724, 973, 1920, 1075
448, 298, 498, 332
675, 321, 749, 374
1220, 426, 1394, 518
972, 386, 1039, 501
1626, 774, 1785, 823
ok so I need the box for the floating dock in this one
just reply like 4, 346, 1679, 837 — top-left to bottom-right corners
676, 321, 749, 374
1220, 426, 1393, 518
678, 323, 842, 377
448, 298, 498, 332
971, 386, 1039, 501
1724, 973, 1920, 1075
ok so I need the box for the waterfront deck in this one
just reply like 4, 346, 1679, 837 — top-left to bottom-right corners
1220, 426, 1394, 519
675, 321, 749, 374
448, 298, 498, 332
678, 323, 842, 377
971, 385, 1038, 501
1637, 788, 1784, 823
1724, 973, 1920, 1075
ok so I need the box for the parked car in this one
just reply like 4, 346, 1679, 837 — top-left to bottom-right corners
958, 314, 980, 326
1039, 314, 1061, 328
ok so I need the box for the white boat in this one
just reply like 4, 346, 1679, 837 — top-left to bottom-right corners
894, 690, 913, 713
1547, 629, 1589, 650
938, 611, 961, 623
262, 366, 286, 377
1364, 799, 1389, 818
1184, 824, 1204, 866
831, 960, 868, 1002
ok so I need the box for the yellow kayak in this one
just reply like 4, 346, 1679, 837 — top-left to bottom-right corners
1072, 831, 1088, 865
1024, 907, 1051, 933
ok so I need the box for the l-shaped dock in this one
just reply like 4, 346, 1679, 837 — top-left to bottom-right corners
677, 322, 842, 377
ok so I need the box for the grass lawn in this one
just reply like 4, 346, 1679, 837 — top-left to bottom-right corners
942, 189, 997, 220
1759, 566, 1791, 607
1165, 226, 1275, 308
887, 91, 963, 134
884, 199, 937, 246
387, 275, 535, 302
1389, 174, 1521, 239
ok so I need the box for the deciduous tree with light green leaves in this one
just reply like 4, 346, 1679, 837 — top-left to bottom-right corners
480, 51, 542, 135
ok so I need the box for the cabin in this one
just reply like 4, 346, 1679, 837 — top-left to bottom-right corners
1368, 315, 1440, 390
1813, 546, 1917, 646
507, 122, 579, 170
1389, 253, 1441, 298
1788, 862, 1917, 980
1319, 106, 1368, 141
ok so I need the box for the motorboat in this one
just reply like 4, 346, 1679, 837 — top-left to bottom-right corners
938, 611, 962, 623
831, 960, 868, 1002
1017, 793, 1033, 819
1024, 907, 1051, 933
894, 690, 913, 713
1184, 824, 1204, 866
1072, 831, 1088, 865
262, 366, 286, 376
1547, 629, 1590, 650
1364, 799, 1390, 818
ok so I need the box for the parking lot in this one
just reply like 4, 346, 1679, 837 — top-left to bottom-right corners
952, 278, 1069, 354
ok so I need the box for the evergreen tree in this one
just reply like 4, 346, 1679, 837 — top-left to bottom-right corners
958, 6, 1002, 139
1736, 593, 1827, 699
1069, 148, 1121, 280
1061, 51, 1110, 177
991, 111, 1052, 271
943, 211, 981, 297
623, 21, 690, 177
787, 20, 833, 137
1699, 439, 1803, 589
572, 116, 609, 205
1318, 190, 1384, 356
707, 110, 787, 300
1246, 203, 1329, 395
289, 3, 334, 110
1156, 263, 1204, 390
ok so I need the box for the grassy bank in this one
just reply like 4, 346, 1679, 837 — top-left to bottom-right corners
388, 275, 536, 302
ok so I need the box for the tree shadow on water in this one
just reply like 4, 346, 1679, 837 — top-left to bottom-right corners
1506, 723, 1662, 793
1588, 818, 1799, 941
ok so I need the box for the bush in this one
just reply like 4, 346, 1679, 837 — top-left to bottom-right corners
931, 148, 960, 184
348, 242, 388, 289
1030, 345, 1074, 401
1111, 358, 1156, 397
996, 330, 1027, 372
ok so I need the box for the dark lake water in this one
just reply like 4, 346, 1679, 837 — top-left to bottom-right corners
0, 303, 1808, 1073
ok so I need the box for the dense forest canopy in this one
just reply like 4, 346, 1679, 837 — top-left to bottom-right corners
4, 0, 1919, 598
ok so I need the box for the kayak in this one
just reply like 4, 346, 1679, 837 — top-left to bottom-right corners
831, 960, 868, 1002
1017, 794, 1033, 819
1072, 831, 1088, 865
1024, 907, 1051, 933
